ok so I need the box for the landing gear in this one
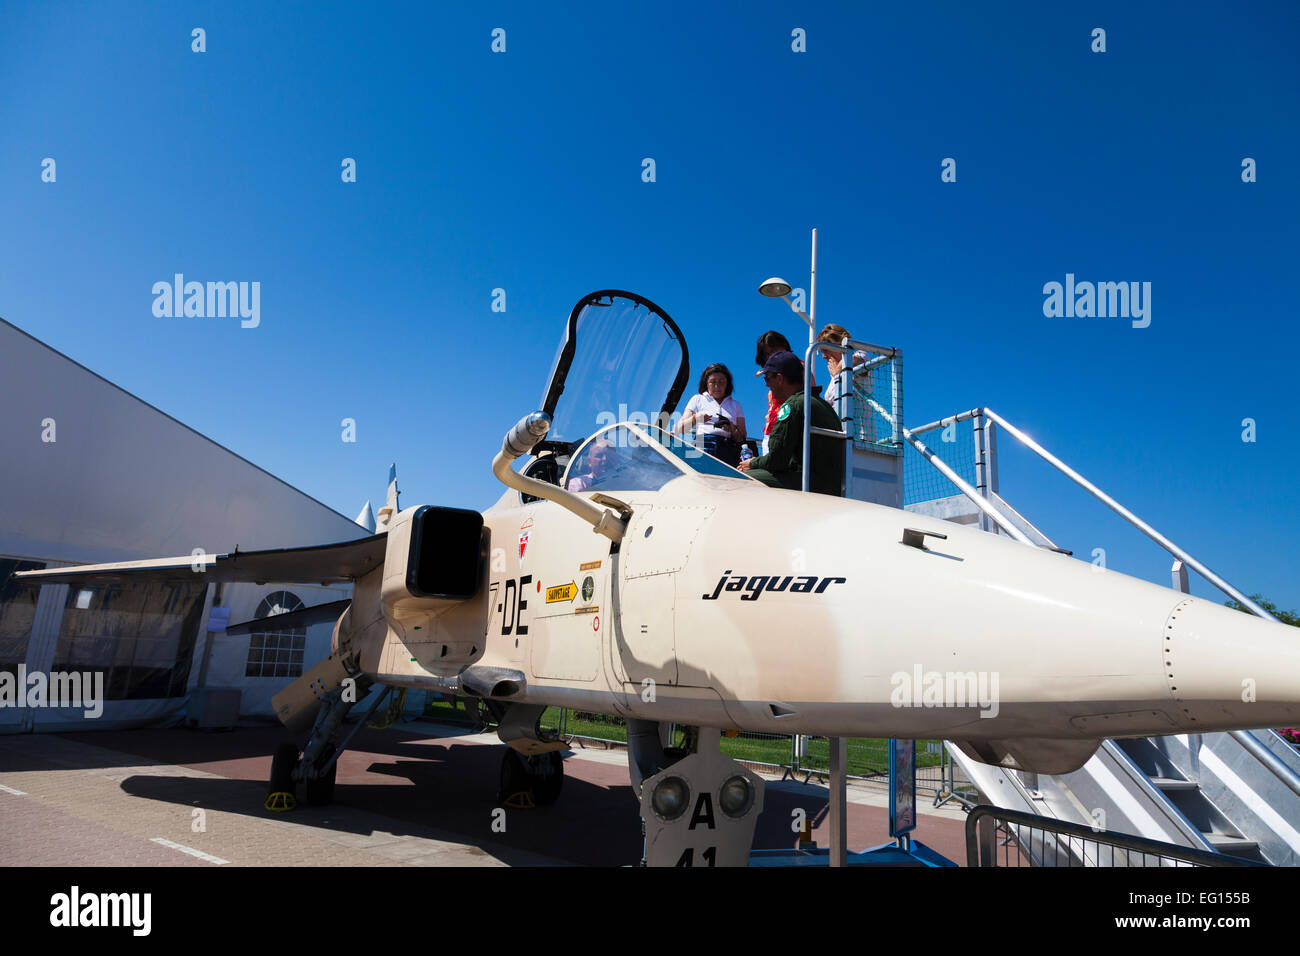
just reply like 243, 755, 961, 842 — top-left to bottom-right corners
270, 741, 299, 793
266, 741, 301, 811
304, 744, 338, 805
262, 681, 391, 812
499, 748, 564, 808
490, 701, 568, 808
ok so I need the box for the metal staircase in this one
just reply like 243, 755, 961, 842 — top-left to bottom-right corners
893, 405, 1300, 865
803, 342, 1300, 866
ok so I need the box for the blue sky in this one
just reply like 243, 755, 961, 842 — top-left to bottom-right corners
2, 2, 1297, 610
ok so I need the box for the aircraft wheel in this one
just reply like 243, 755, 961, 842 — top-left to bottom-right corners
269, 741, 299, 795
499, 748, 563, 808
304, 748, 337, 805
499, 748, 530, 806
529, 751, 564, 806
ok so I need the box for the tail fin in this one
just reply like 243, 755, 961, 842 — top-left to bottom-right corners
375, 464, 400, 531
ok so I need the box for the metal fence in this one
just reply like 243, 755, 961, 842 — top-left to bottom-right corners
423, 694, 973, 800
789, 736, 976, 804
847, 351, 903, 454
965, 805, 1267, 867
903, 415, 978, 507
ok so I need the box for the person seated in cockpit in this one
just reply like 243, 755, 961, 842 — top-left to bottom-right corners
566, 439, 618, 492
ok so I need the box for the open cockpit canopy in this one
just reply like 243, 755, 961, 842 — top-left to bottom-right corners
539, 290, 690, 449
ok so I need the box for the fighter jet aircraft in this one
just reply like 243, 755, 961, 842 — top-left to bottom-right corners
19, 289, 1300, 866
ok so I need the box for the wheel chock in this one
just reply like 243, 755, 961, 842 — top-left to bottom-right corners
503, 791, 535, 809
265, 791, 297, 812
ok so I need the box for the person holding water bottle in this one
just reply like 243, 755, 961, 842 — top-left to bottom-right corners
676, 363, 746, 467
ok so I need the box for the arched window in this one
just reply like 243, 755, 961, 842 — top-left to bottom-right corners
245, 590, 306, 678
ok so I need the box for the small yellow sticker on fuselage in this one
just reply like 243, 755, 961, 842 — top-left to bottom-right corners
546, 582, 577, 603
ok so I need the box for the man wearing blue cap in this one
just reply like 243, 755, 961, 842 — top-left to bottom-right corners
738, 350, 843, 496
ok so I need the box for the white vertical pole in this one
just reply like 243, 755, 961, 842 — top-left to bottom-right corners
986, 417, 999, 495
802, 228, 819, 495
891, 353, 902, 448
196, 582, 220, 689
974, 412, 990, 533
809, 228, 818, 347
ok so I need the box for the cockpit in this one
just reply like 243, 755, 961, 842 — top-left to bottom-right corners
518, 290, 754, 499
562, 424, 750, 494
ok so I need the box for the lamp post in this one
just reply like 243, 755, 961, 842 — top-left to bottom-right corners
758, 231, 851, 868
757, 227, 818, 350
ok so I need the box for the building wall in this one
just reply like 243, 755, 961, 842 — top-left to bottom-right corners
199, 582, 343, 718
0, 320, 360, 564
0, 319, 366, 730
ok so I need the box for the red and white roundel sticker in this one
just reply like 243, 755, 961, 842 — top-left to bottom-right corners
518, 516, 534, 560
592, 616, 599, 631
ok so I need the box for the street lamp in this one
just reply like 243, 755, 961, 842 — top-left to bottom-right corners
757, 275, 812, 330
758, 277, 792, 298
757, 229, 818, 343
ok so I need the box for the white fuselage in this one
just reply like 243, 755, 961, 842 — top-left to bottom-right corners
368, 471, 1300, 751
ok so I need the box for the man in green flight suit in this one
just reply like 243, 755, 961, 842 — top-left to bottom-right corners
738, 350, 843, 496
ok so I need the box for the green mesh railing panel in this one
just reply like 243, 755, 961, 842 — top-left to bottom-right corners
847, 355, 902, 455
903, 417, 978, 506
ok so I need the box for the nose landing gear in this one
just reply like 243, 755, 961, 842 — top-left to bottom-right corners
491, 701, 569, 808
637, 727, 766, 866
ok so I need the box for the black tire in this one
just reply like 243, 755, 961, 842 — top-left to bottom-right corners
529, 751, 564, 806
304, 748, 337, 805
498, 748, 563, 807
499, 747, 530, 805
269, 742, 299, 796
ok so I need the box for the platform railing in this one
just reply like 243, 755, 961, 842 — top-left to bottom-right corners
800, 338, 900, 494
980, 408, 1277, 621
861, 398, 1035, 545
966, 805, 1267, 867
906, 407, 1300, 854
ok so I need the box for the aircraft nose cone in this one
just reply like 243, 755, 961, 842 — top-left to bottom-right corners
1164, 597, 1300, 730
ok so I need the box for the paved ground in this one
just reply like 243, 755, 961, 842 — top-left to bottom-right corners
0, 720, 972, 866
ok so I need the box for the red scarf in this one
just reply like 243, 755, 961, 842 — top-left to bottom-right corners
763, 359, 812, 434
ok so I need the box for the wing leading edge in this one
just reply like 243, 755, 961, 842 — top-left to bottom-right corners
14, 534, 387, 587
225, 599, 353, 635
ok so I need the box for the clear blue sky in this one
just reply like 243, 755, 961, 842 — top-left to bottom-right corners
2, 2, 1297, 610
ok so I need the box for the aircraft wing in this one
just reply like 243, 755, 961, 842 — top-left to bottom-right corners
14, 534, 386, 587
225, 599, 352, 634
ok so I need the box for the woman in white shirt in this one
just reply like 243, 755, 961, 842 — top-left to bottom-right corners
676, 363, 746, 466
